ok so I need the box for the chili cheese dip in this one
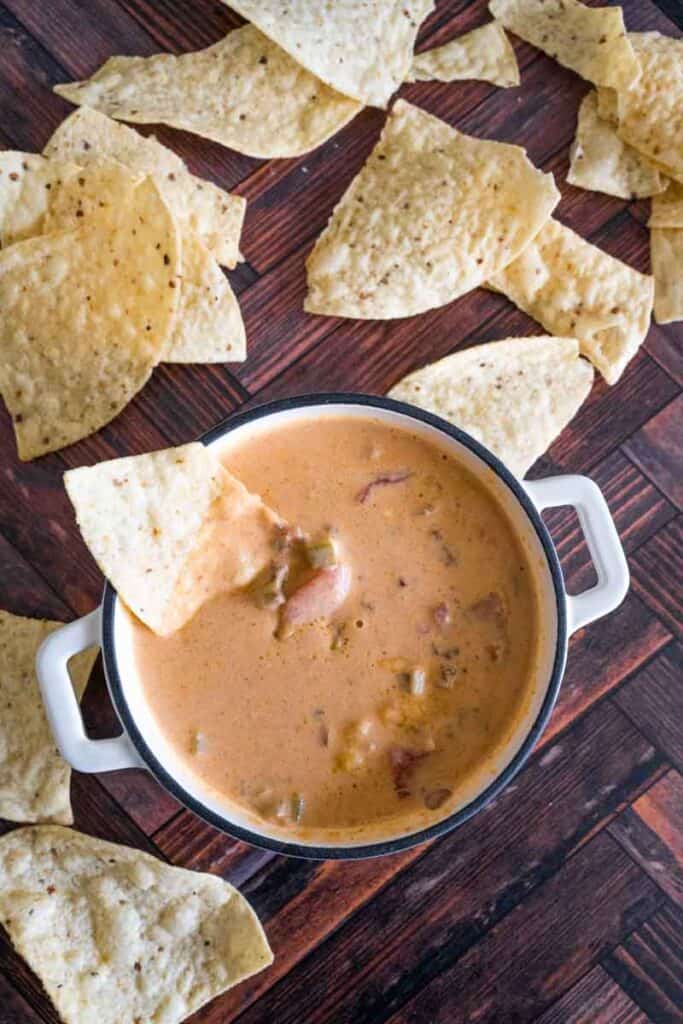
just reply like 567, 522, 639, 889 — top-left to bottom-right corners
131, 416, 542, 843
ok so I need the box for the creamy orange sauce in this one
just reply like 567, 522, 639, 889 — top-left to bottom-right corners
132, 416, 541, 843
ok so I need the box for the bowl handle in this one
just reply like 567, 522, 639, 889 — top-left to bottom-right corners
36, 608, 144, 773
524, 475, 630, 636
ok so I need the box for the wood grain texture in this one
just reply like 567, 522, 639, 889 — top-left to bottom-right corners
0, 1, 681, 1022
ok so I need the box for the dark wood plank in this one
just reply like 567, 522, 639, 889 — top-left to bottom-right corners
624, 396, 683, 511
0, 972, 47, 1024
615, 643, 683, 772
0, 531, 71, 622
631, 518, 683, 640
535, 965, 651, 1024
385, 834, 661, 1024
603, 903, 683, 1024
609, 770, 683, 907
207, 700, 663, 1023
645, 323, 683, 386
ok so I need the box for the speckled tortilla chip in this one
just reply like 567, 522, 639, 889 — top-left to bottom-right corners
168, 234, 245, 362
223, 0, 434, 108
389, 336, 593, 476
65, 444, 280, 636
609, 33, 683, 184
0, 612, 97, 825
0, 177, 180, 460
489, 218, 654, 384
54, 27, 361, 160
44, 107, 245, 267
489, 0, 639, 90
568, 91, 665, 199
649, 179, 683, 228
0, 826, 273, 1024
409, 22, 520, 87
305, 99, 559, 320
651, 228, 683, 323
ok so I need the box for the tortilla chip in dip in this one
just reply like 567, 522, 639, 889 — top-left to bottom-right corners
649, 179, 683, 228
489, 218, 654, 384
54, 27, 361, 160
409, 22, 520, 87
65, 444, 281, 636
0, 611, 97, 825
388, 336, 593, 477
305, 99, 559, 320
567, 91, 665, 199
0, 177, 180, 460
44, 107, 245, 268
608, 33, 683, 185
651, 228, 683, 323
223, 0, 434, 108
489, 0, 639, 90
0, 826, 273, 1024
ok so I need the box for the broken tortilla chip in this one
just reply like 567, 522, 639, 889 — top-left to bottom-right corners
54, 27, 361, 160
567, 91, 665, 199
489, 0, 639, 90
0, 826, 273, 1024
389, 336, 593, 477
610, 33, 683, 184
0, 177, 180, 460
0, 611, 97, 825
44, 107, 245, 268
305, 99, 559, 320
651, 228, 683, 323
649, 179, 683, 228
65, 444, 281, 636
223, 0, 434, 108
409, 21, 520, 87
489, 218, 654, 384
168, 234, 246, 362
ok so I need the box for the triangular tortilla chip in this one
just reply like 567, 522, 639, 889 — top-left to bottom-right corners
0, 826, 273, 1024
651, 228, 683, 323
489, 0, 639, 90
54, 27, 361, 160
489, 218, 654, 384
0, 612, 97, 825
609, 33, 683, 185
65, 444, 280, 636
649, 179, 683, 228
567, 91, 665, 199
223, 0, 434, 108
44, 107, 245, 267
409, 22, 520, 87
305, 99, 559, 320
0, 177, 180, 460
388, 336, 593, 477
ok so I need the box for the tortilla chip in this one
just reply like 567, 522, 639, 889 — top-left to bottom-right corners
65, 444, 280, 636
168, 234, 246, 362
567, 91, 665, 199
489, 0, 639, 90
0, 177, 180, 460
389, 336, 593, 476
0, 826, 273, 1024
651, 228, 683, 323
649, 179, 683, 228
44, 107, 245, 267
224, 0, 434, 108
54, 27, 361, 160
305, 99, 559, 320
596, 86, 619, 125
0, 612, 97, 825
409, 22, 520, 87
489, 218, 654, 384
609, 33, 683, 184
40, 171, 246, 365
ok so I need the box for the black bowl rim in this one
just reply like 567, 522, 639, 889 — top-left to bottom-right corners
101, 392, 568, 860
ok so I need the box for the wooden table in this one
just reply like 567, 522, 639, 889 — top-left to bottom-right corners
1, 1, 681, 1021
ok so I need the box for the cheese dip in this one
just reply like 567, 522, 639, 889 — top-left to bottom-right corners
131, 415, 541, 843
